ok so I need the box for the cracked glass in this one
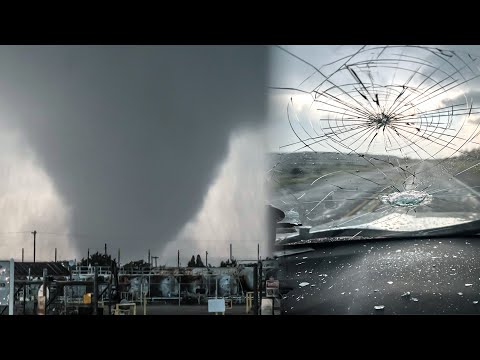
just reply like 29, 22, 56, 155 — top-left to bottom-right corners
268, 45, 480, 242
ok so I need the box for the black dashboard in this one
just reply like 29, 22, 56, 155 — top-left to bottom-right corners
276, 236, 480, 314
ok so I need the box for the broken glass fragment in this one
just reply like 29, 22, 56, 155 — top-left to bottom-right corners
380, 191, 432, 208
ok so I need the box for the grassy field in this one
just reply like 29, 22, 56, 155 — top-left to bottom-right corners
268, 152, 401, 189
268, 152, 480, 191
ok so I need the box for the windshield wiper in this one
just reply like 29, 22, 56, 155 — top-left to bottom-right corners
276, 219, 480, 246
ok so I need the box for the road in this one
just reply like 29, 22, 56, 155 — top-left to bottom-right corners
141, 304, 250, 315
270, 158, 480, 231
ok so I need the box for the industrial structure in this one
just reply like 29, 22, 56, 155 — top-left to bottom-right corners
0, 259, 280, 315
0, 206, 285, 315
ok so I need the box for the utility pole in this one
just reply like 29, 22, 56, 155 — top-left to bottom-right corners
55, 248, 57, 262
257, 243, 260, 261
206, 251, 208, 268
104, 243, 107, 256
230, 243, 232, 262
118, 248, 121, 268
177, 250, 180, 268
148, 249, 150, 266
22, 248, 24, 263
31, 230, 37, 263
87, 248, 90, 266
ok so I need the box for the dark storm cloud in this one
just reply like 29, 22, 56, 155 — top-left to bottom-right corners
0, 46, 268, 260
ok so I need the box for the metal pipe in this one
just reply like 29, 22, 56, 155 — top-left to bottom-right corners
253, 263, 258, 315
108, 282, 112, 315
259, 261, 263, 315
9, 259, 14, 315
144, 290, 147, 315
16, 280, 109, 286
93, 266, 98, 315
23, 284, 26, 315
64, 286, 67, 315
42, 268, 47, 315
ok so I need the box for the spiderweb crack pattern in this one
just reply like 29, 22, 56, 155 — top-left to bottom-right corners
269, 45, 480, 234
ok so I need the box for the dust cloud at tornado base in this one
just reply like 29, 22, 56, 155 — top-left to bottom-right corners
162, 129, 268, 266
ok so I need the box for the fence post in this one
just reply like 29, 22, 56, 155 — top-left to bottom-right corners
259, 261, 263, 315
93, 266, 98, 315
9, 259, 14, 315
42, 268, 47, 315
253, 264, 258, 315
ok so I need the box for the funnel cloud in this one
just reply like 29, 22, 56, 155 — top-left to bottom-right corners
0, 46, 268, 262
164, 128, 268, 266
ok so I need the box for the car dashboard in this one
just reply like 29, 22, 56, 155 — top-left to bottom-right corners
276, 235, 480, 315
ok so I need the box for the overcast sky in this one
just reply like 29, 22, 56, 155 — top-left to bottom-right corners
266, 45, 480, 155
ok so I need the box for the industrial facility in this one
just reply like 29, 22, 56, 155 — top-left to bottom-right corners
0, 206, 285, 316
0, 257, 280, 315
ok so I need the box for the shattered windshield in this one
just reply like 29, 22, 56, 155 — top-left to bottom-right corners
267, 45, 480, 239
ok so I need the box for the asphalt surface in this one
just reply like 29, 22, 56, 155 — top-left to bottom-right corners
140, 304, 250, 315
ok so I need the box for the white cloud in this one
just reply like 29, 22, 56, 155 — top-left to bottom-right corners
160, 127, 268, 266
0, 127, 75, 261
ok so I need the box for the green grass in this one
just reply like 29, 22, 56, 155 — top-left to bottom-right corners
270, 164, 375, 189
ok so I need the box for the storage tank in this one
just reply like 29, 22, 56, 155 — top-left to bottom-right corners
217, 274, 238, 297
239, 267, 254, 291
159, 275, 179, 297
128, 276, 149, 298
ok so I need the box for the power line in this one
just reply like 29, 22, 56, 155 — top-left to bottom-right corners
0, 231, 30, 235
